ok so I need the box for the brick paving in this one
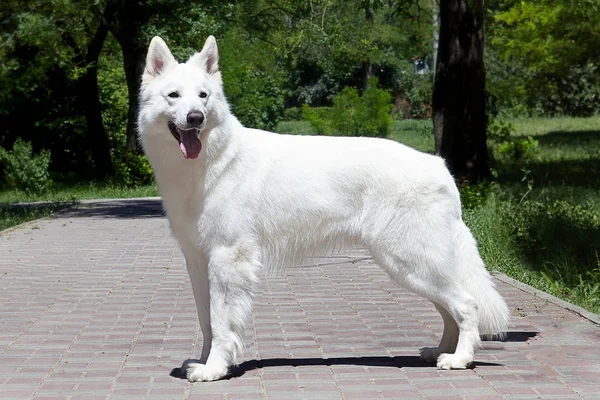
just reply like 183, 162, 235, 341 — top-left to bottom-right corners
1, 198, 599, 400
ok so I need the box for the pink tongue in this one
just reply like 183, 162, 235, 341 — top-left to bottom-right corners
179, 129, 201, 159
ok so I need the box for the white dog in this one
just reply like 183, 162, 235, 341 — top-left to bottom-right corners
138, 35, 509, 382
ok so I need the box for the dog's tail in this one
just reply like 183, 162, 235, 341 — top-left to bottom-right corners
455, 220, 510, 336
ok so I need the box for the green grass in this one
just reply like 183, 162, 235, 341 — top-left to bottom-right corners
0, 181, 158, 203
0, 181, 158, 232
277, 119, 435, 153
0, 203, 72, 231
277, 116, 600, 313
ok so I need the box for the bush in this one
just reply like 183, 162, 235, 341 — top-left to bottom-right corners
488, 119, 538, 162
0, 138, 51, 194
112, 149, 154, 188
497, 137, 539, 162
225, 69, 285, 131
393, 66, 433, 119
303, 77, 393, 138
302, 105, 332, 135
459, 181, 496, 210
282, 107, 303, 121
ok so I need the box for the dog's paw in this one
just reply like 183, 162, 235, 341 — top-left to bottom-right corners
186, 363, 228, 382
420, 347, 442, 364
436, 353, 472, 370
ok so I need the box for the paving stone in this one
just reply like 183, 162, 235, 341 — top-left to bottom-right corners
1, 199, 599, 399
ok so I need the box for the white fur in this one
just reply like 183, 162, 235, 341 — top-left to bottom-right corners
138, 36, 510, 382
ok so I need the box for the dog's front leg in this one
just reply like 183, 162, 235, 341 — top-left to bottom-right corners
184, 251, 212, 363
186, 244, 259, 382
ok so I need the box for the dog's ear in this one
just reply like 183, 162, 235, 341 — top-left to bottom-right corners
189, 35, 219, 75
144, 36, 176, 79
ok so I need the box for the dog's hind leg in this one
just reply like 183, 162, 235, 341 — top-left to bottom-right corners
420, 302, 459, 363
375, 249, 480, 369
186, 243, 260, 382
366, 214, 480, 370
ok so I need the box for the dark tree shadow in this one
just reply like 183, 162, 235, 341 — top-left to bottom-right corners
534, 130, 600, 146
495, 130, 600, 188
170, 355, 503, 380
496, 158, 600, 188
56, 199, 164, 219
0, 201, 75, 231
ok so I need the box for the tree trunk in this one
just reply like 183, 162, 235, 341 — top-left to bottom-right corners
432, 0, 490, 183
121, 42, 147, 151
363, 3, 375, 89
80, 21, 113, 177
104, 0, 150, 152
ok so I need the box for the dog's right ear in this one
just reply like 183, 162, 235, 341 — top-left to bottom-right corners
143, 36, 176, 82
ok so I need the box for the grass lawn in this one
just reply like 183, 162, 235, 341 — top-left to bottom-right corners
278, 117, 600, 313
0, 182, 158, 231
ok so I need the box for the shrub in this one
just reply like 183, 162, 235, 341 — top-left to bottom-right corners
488, 119, 538, 162
459, 181, 496, 210
282, 107, 303, 121
301, 105, 332, 135
111, 149, 154, 188
497, 137, 539, 162
393, 66, 433, 119
0, 138, 51, 194
303, 77, 393, 138
225, 69, 285, 131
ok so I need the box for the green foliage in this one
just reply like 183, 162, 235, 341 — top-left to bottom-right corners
393, 63, 433, 119
98, 39, 129, 148
487, 119, 514, 143
226, 69, 285, 130
488, 119, 539, 162
240, 0, 434, 106
0, 139, 51, 194
302, 105, 332, 135
220, 32, 285, 130
497, 137, 539, 162
303, 77, 393, 137
541, 61, 600, 116
497, 195, 600, 312
282, 107, 303, 121
488, 0, 600, 116
111, 150, 154, 188
459, 182, 496, 210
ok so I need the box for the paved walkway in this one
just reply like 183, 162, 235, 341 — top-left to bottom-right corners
1, 199, 599, 400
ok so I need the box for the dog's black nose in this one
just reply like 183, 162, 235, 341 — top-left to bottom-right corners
187, 111, 205, 127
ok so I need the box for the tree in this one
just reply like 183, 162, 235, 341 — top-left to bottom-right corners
433, 0, 490, 182
0, 0, 114, 177
102, 0, 223, 151
76, 5, 114, 176
487, 0, 600, 116
103, 1, 154, 151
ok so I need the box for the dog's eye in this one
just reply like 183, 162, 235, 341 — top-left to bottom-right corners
199, 91, 208, 99
168, 92, 180, 98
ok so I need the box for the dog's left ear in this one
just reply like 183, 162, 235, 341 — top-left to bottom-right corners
189, 35, 219, 75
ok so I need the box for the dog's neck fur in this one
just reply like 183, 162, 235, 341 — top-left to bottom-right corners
200, 111, 243, 192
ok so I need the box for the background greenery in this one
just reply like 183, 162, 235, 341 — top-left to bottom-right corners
1, 0, 599, 312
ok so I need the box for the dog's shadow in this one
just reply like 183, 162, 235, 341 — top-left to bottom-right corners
170, 355, 502, 380
170, 331, 536, 380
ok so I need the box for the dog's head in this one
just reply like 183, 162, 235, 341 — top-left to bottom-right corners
138, 36, 225, 160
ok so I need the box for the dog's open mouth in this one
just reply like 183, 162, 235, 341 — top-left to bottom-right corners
168, 121, 202, 159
